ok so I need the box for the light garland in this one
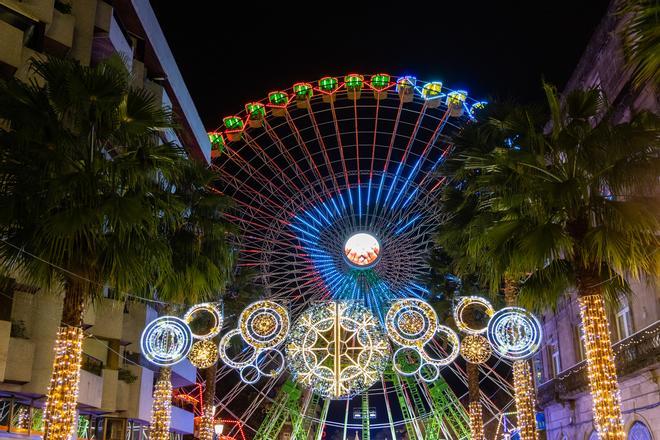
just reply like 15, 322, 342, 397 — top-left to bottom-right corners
286, 301, 390, 399
487, 307, 542, 360
188, 340, 219, 369
218, 329, 258, 369
42, 326, 84, 440
385, 298, 438, 347
453, 296, 494, 335
183, 303, 223, 340
420, 325, 461, 367
513, 360, 538, 440
579, 295, 625, 439
141, 316, 193, 366
460, 335, 492, 364
198, 402, 215, 440
468, 401, 485, 440
150, 368, 173, 440
239, 300, 290, 349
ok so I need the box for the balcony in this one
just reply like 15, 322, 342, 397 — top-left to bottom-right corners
538, 320, 660, 406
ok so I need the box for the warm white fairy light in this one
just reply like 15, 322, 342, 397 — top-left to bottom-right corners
513, 360, 538, 440
460, 334, 492, 364
286, 301, 390, 399
42, 326, 84, 440
385, 298, 438, 347
188, 340, 219, 369
239, 300, 289, 349
183, 303, 223, 340
579, 295, 625, 439
150, 368, 172, 440
487, 307, 542, 360
141, 316, 193, 366
453, 296, 494, 335
469, 400, 485, 440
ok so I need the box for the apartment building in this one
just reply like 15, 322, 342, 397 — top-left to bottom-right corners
0, 0, 211, 438
534, 3, 659, 440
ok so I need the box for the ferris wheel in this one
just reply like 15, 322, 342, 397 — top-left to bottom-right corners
206, 74, 518, 439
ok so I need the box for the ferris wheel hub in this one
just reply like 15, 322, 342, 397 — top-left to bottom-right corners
343, 232, 381, 269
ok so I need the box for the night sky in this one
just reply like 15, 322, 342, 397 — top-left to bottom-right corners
152, 1, 610, 130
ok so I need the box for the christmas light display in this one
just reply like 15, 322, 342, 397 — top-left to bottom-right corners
188, 340, 219, 369
286, 301, 390, 399
150, 368, 172, 440
184, 302, 223, 340
385, 298, 438, 347
579, 295, 625, 439
141, 316, 193, 366
420, 325, 461, 366
469, 401, 485, 440
239, 300, 290, 349
218, 329, 258, 369
460, 334, 492, 364
42, 326, 83, 440
453, 296, 495, 335
513, 360, 539, 440
487, 307, 542, 360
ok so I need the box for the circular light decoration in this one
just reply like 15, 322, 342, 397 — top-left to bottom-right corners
239, 300, 290, 349
420, 325, 461, 367
218, 329, 258, 369
183, 303, 223, 340
386, 298, 438, 347
344, 232, 381, 268
188, 340, 219, 369
140, 316, 193, 366
453, 296, 495, 335
286, 301, 390, 399
392, 347, 423, 376
460, 334, 492, 364
255, 349, 286, 377
487, 307, 543, 360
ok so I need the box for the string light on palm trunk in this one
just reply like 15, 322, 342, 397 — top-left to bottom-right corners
579, 295, 625, 439
42, 326, 84, 440
150, 368, 173, 440
468, 401, 485, 440
513, 360, 539, 440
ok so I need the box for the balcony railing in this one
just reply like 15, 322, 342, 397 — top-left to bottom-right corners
538, 320, 660, 406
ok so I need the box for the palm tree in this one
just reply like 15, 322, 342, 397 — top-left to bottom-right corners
0, 56, 186, 440
618, 0, 660, 88
148, 161, 235, 440
441, 85, 659, 439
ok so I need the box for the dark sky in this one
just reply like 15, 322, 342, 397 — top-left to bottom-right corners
152, 1, 610, 130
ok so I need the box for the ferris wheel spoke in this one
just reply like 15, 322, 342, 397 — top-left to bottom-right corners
328, 98, 357, 227
305, 104, 343, 200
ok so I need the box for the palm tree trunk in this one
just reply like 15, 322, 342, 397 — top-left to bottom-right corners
43, 278, 86, 440
504, 277, 538, 440
576, 269, 624, 439
467, 362, 484, 440
150, 367, 173, 440
198, 364, 217, 440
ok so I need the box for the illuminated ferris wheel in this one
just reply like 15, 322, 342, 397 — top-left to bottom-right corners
207, 74, 520, 439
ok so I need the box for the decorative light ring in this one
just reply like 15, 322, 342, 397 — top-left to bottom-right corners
140, 316, 193, 366
188, 340, 219, 369
255, 349, 286, 377
385, 298, 438, 347
392, 347, 423, 377
420, 325, 461, 366
460, 334, 492, 364
183, 302, 224, 340
487, 307, 543, 360
453, 296, 495, 335
239, 300, 290, 349
239, 365, 261, 385
419, 363, 440, 383
218, 329, 258, 369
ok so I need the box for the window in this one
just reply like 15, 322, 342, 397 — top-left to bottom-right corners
615, 303, 633, 341
573, 325, 585, 362
551, 345, 562, 376
629, 421, 652, 440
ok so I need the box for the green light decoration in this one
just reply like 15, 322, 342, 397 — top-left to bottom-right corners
208, 132, 225, 157
370, 74, 390, 90
245, 102, 266, 127
319, 76, 338, 92
345, 74, 364, 99
223, 116, 244, 141
293, 83, 313, 108
268, 91, 288, 117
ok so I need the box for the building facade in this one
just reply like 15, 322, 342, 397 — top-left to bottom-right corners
535, 2, 659, 440
0, 0, 210, 438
